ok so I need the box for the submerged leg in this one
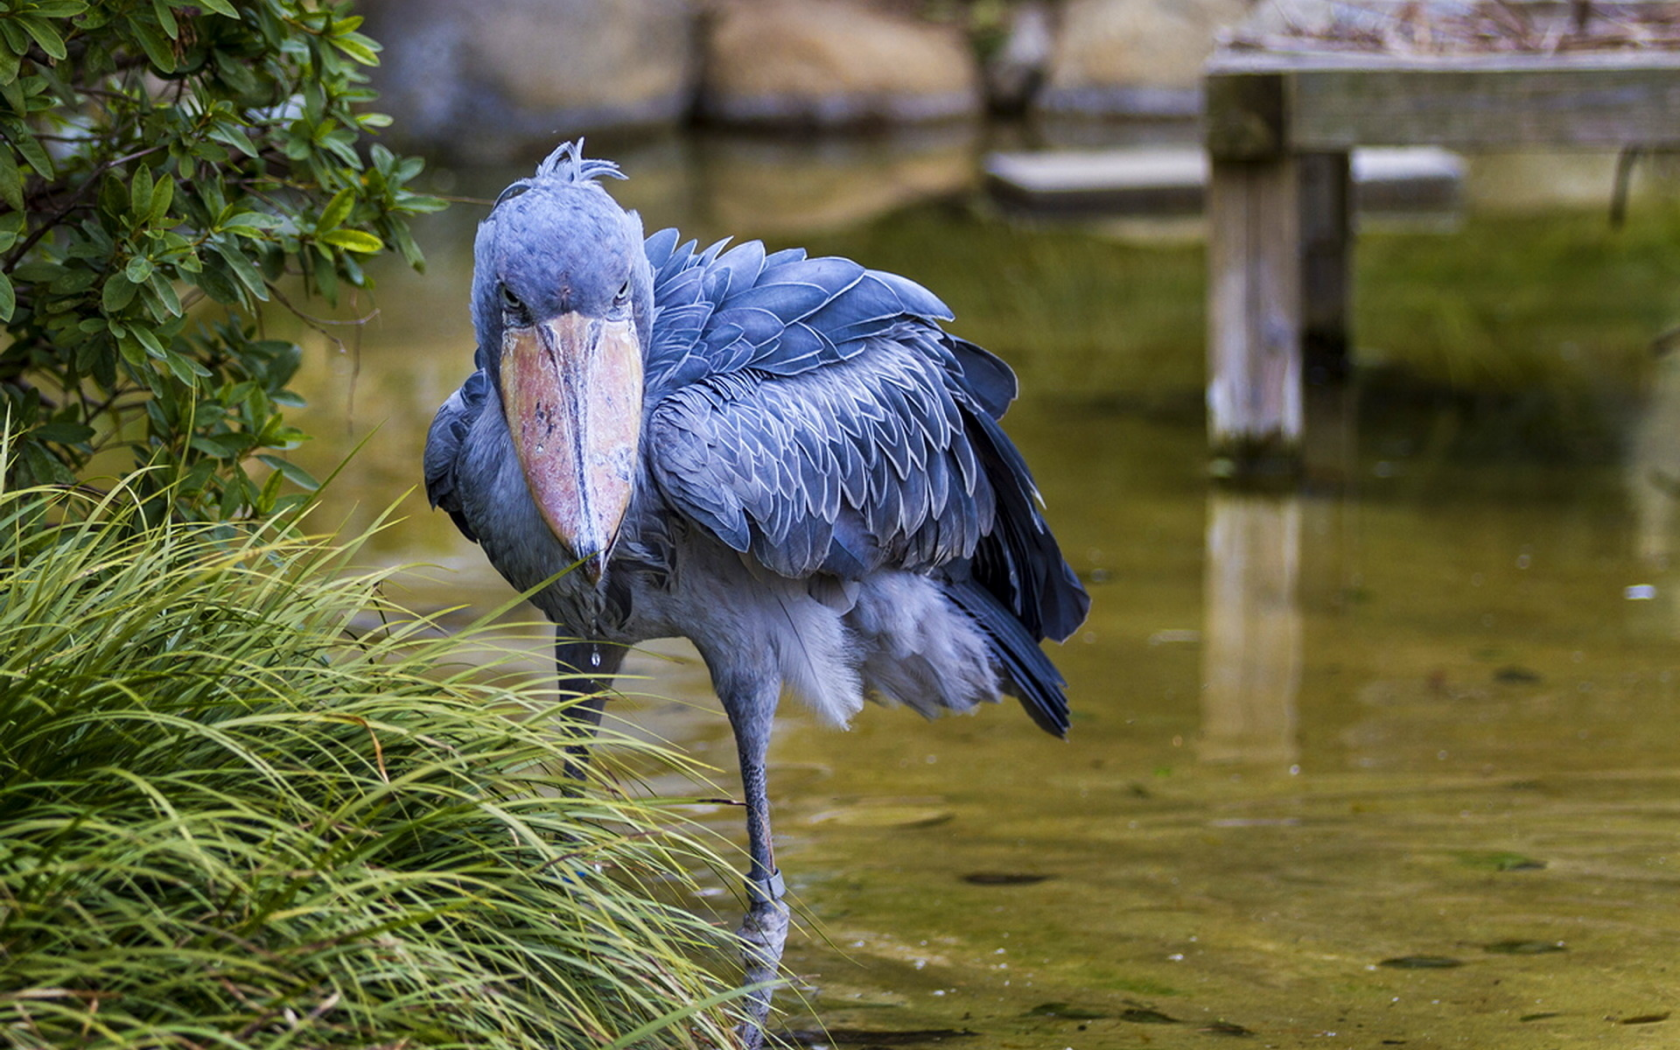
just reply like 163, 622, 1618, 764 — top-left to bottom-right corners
720, 675, 787, 1049
555, 635, 625, 777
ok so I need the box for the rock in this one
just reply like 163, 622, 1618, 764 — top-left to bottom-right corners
697, 0, 982, 129
359, 0, 698, 161
1036, 0, 1255, 118
692, 126, 978, 235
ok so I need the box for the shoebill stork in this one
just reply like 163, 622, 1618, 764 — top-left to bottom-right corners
424, 142, 1089, 1046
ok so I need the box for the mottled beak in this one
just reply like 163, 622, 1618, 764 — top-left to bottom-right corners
500, 312, 643, 583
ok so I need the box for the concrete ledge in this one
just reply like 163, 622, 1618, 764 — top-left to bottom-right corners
985, 145, 1466, 214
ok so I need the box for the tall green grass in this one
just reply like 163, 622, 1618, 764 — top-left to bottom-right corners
0, 468, 740, 1048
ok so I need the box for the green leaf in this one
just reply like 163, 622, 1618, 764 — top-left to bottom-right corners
149, 174, 174, 224
320, 229, 383, 254
0, 20, 27, 55
207, 120, 258, 158
116, 332, 146, 367
257, 454, 320, 491
131, 18, 176, 73
31, 420, 94, 444
12, 129, 54, 180
130, 322, 166, 359
102, 273, 138, 313
162, 348, 202, 384
194, 0, 237, 16
191, 432, 245, 458
152, 0, 179, 40
147, 272, 180, 316
255, 462, 283, 512
130, 164, 155, 221
13, 261, 64, 282
329, 32, 380, 66
125, 256, 154, 284
213, 238, 267, 301
317, 187, 354, 232
0, 77, 23, 119
0, 148, 21, 212
18, 438, 75, 484
0, 271, 13, 322
220, 211, 279, 233
17, 17, 67, 61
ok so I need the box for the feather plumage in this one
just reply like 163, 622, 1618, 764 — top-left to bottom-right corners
426, 221, 1089, 734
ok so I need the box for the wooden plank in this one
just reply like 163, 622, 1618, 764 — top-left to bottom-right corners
1207, 154, 1304, 473
1292, 64, 1680, 149
1208, 48, 1680, 77
1208, 50, 1680, 149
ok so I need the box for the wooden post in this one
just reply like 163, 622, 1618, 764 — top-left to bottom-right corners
1206, 62, 1354, 481
1206, 153, 1304, 476
1299, 151, 1351, 384
1206, 69, 1304, 478
1202, 45, 1680, 477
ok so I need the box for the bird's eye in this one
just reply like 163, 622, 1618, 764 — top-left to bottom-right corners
614, 279, 630, 304
500, 285, 524, 314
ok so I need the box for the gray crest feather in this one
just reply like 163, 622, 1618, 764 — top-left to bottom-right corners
534, 139, 627, 186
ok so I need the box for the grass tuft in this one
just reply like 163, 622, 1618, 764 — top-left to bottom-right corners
0, 467, 740, 1048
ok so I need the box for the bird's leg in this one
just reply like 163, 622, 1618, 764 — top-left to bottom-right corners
721, 678, 787, 1049
555, 635, 625, 779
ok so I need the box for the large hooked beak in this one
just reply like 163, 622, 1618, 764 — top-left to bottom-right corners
500, 312, 643, 585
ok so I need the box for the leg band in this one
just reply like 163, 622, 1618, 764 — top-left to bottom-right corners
746, 868, 785, 906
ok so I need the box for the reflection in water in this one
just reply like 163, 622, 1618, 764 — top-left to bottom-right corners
1200, 495, 1300, 767
1630, 350, 1680, 572
280, 139, 1680, 1048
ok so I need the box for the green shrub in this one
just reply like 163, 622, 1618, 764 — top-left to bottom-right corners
0, 0, 443, 519
0, 463, 741, 1049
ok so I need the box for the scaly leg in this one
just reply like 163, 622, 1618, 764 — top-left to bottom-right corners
720, 677, 787, 1049
555, 635, 625, 778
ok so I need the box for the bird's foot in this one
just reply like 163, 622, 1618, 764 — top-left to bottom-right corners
734, 870, 789, 1050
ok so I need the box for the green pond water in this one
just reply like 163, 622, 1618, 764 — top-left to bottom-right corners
283, 136, 1680, 1048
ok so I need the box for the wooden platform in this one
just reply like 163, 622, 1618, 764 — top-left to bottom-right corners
1202, 46, 1680, 477
984, 145, 1465, 214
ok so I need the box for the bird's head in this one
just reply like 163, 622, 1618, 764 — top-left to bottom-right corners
471, 141, 654, 585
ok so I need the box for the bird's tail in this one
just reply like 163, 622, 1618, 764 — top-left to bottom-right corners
944, 576, 1071, 738
966, 410, 1091, 645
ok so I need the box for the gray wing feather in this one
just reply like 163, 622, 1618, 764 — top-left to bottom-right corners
649, 336, 992, 582
424, 367, 489, 544
642, 229, 1087, 644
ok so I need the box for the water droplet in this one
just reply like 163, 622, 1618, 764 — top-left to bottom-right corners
589, 649, 601, 668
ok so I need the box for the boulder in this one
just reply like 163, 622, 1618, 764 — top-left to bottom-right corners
697, 0, 982, 129
359, 0, 698, 161
693, 127, 979, 235
1036, 0, 1255, 118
